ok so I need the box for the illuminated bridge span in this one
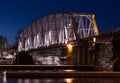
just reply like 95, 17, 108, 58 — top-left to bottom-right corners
18, 13, 99, 52
10, 13, 120, 71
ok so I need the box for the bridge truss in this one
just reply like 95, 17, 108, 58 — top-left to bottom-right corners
18, 13, 99, 52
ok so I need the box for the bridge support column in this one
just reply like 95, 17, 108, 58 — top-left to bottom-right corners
73, 39, 94, 65
94, 42, 113, 71
112, 33, 120, 71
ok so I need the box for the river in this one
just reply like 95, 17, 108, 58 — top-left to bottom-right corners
1, 77, 120, 83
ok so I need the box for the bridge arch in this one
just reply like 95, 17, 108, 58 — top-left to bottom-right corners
18, 13, 99, 52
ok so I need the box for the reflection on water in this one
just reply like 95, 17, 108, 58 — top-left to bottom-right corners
1, 77, 120, 83
0, 71, 120, 83
65, 78, 74, 83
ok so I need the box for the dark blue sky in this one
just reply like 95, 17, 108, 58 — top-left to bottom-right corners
0, 0, 119, 45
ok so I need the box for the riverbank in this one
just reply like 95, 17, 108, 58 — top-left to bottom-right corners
6, 71, 120, 78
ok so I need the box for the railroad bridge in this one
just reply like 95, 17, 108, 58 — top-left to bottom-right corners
17, 12, 120, 71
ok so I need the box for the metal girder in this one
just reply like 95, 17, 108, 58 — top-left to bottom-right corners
18, 13, 99, 52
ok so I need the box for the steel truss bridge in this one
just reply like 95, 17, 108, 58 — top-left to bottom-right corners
18, 13, 99, 52
17, 12, 120, 71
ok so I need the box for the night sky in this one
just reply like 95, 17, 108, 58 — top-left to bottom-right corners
0, 0, 119, 45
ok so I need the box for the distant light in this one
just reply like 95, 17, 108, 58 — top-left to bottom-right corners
67, 44, 73, 48
67, 44, 73, 56
110, 65, 112, 68
68, 24, 71, 26
14, 52, 16, 55
93, 37, 96, 43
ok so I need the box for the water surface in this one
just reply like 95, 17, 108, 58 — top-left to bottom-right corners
1, 77, 120, 83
